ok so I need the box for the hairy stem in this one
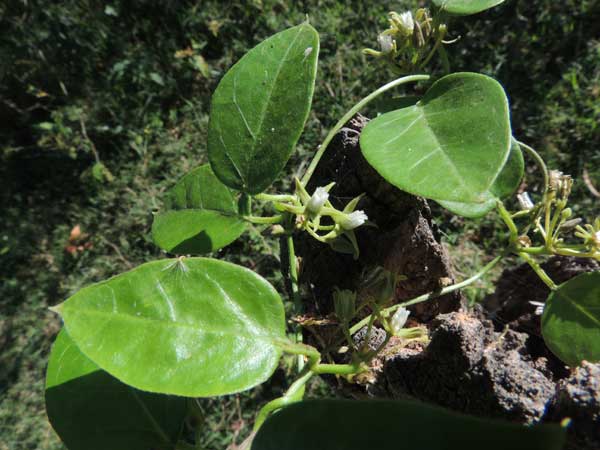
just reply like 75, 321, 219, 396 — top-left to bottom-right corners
301, 74, 431, 186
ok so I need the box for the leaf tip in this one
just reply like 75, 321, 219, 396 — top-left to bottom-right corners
48, 304, 63, 315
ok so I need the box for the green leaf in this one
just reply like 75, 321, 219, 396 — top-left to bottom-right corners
438, 138, 524, 217
149, 72, 165, 86
37, 121, 55, 131
152, 164, 246, 254
360, 72, 511, 204
53, 257, 286, 397
252, 399, 566, 450
208, 23, 319, 194
432, 0, 506, 15
46, 329, 186, 450
542, 271, 600, 367
488, 138, 525, 198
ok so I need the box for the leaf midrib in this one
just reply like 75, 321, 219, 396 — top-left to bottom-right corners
128, 387, 172, 445
65, 306, 281, 342
160, 208, 241, 219
239, 25, 306, 180
557, 289, 600, 328
420, 105, 473, 195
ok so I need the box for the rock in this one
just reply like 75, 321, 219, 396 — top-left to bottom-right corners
544, 362, 600, 450
378, 312, 555, 424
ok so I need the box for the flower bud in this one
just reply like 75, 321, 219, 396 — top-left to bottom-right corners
517, 192, 534, 211
333, 289, 356, 323
270, 224, 285, 235
377, 33, 394, 54
529, 301, 545, 316
560, 218, 582, 231
560, 174, 573, 199
593, 231, 600, 248
391, 11, 414, 35
362, 267, 397, 305
549, 170, 563, 192
339, 210, 368, 230
390, 307, 410, 335
305, 186, 329, 216
412, 21, 426, 48
517, 235, 532, 248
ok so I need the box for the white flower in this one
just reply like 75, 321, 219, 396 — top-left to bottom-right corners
529, 301, 545, 316
517, 192, 534, 211
398, 11, 414, 34
339, 210, 368, 230
305, 187, 329, 215
377, 34, 394, 54
548, 170, 563, 191
391, 307, 410, 335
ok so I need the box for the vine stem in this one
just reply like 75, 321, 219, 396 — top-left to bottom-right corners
253, 342, 365, 431
517, 140, 549, 196
519, 252, 558, 290
419, 26, 446, 69
349, 254, 505, 335
285, 234, 305, 371
311, 362, 361, 375
300, 74, 431, 186
243, 215, 283, 224
255, 193, 298, 203
497, 201, 518, 243
519, 245, 598, 259
252, 367, 314, 432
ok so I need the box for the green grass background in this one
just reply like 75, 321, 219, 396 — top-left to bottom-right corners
1, 0, 599, 448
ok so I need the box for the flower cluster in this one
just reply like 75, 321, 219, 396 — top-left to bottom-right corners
274, 179, 370, 259
575, 218, 600, 256
516, 168, 599, 260
363, 9, 449, 74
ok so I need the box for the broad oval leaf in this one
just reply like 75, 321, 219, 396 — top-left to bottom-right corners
152, 164, 246, 254
46, 329, 186, 450
53, 258, 286, 397
542, 271, 600, 367
361, 72, 511, 204
252, 399, 566, 450
208, 23, 319, 194
438, 138, 524, 217
433, 0, 506, 15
